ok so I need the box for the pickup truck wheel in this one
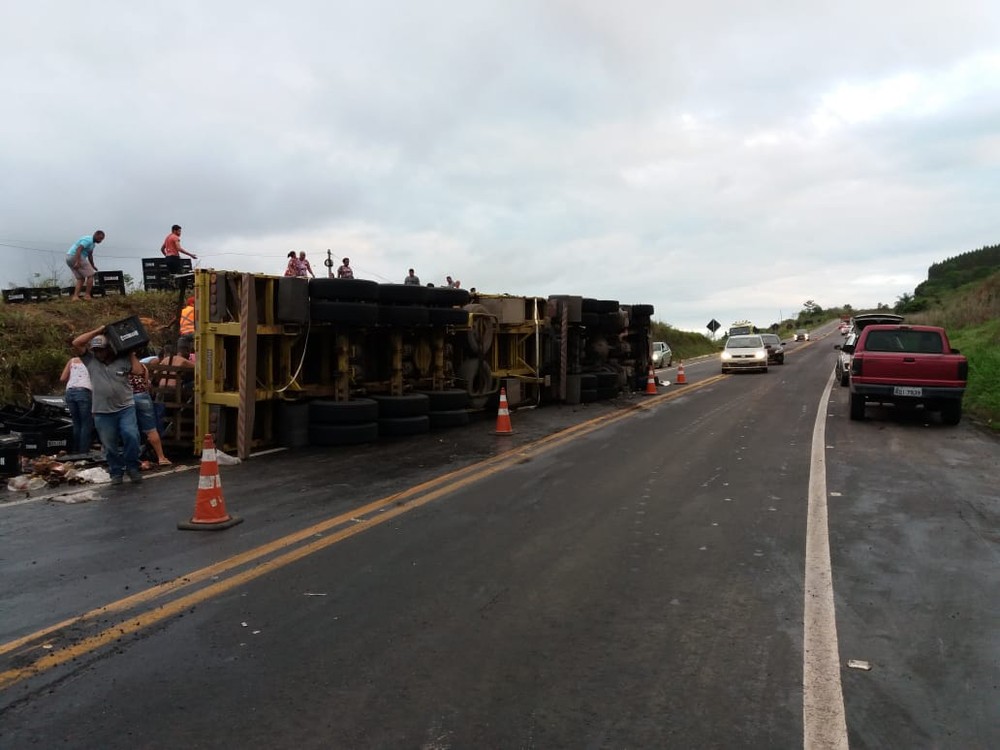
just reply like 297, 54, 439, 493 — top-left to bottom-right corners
940, 401, 962, 426
849, 392, 866, 421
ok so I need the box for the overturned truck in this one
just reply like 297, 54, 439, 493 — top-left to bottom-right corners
178, 270, 657, 457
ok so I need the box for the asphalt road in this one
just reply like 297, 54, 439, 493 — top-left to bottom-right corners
1, 326, 996, 748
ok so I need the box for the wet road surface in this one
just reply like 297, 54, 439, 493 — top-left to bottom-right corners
1, 328, 996, 748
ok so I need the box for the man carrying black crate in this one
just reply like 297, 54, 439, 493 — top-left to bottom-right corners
71, 327, 146, 485
160, 224, 198, 275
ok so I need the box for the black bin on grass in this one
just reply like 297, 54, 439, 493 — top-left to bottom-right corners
2, 288, 30, 304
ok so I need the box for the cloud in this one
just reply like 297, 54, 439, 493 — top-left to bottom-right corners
1, 1, 999, 332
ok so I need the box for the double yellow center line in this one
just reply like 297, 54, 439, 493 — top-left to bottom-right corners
0, 376, 723, 692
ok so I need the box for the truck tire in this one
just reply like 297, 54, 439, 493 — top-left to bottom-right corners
309, 398, 379, 425
371, 393, 430, 418
308, 422, 379, 446
464, 304, 495, 354
415, 389, 470, 411
839, 370, 849, 387
427, 287, 471, 307
309, 278, 380, 302
378, 415, 431, 437
849, 392, 866, 421
378, 305, 430, 326
459, 358, 497, 409
310, 300, 379, 326
428, 307, 469, 326
378, 284, 430, 305
940, 401, 962, 426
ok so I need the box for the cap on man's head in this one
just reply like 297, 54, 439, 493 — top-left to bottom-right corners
90, 335, 109, 349
186, 296, 195, 306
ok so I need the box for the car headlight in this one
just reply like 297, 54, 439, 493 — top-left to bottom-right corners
754, 351, 766, 360
721, 351, 733, 360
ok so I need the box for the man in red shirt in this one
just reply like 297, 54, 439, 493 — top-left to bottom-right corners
160, 224, 198, 275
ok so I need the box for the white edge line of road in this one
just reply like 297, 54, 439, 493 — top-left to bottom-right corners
803, 368, 850, 749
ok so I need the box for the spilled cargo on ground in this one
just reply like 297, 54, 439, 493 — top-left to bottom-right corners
166, 269, 658, 458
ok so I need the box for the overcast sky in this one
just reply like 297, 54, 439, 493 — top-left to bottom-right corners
2, 1, 998, 332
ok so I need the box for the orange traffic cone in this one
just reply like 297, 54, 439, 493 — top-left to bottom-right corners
178, 434, 243, 531
676, 360, 687, 384
495, 387, 514, 435
645, 365, 658, 394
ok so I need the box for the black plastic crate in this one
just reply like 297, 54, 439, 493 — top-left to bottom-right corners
2, 288, 30, 304
0, 434, 22, 476
143, 257, 169, 271
105, 315, 150, 354
96, 283, 127, 296
32, 395, 70, 419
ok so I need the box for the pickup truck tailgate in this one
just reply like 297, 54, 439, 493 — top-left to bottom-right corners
854, 352, 967, 386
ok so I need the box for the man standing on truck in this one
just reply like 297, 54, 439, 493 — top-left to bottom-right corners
403, 268, 420, 285
160, 225, 198, 275
66, 230, 105, 301
337, 257, 354, 279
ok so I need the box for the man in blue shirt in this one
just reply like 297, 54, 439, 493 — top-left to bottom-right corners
66, 230, 105, 301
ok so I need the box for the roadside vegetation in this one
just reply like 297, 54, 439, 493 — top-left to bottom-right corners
0, 292, 180, 405
649, 322, 721, 362
3, 250, 997, 429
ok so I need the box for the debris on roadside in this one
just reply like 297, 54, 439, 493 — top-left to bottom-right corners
5, 456, 113, 492
49, 490, 101, 504
847, 659, 872, 671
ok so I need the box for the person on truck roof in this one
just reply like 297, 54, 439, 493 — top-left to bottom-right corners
66, 230, 105, 301
337, 257, 354, 279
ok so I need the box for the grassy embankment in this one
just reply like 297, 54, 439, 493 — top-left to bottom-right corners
649, 323, 721, 363
0, 291, 180, 405
905, 270, 1000, 430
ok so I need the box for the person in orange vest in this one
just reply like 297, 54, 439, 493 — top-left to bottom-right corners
178, 296, 195, 349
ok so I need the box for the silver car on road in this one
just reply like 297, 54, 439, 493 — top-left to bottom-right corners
721, 335, 768, 373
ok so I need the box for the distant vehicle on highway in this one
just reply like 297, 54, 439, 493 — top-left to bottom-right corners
833, 332, 857, 386
759, 333, 785, 364
721, 334, 768, 373
794, 329, 810, 342
850, 312, 903, 331
651, 341, 672, 368
729, 320, 755, 336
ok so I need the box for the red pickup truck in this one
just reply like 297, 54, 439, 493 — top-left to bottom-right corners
849, 324, 967, 424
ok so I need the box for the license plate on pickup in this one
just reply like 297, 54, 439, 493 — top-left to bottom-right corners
894, 386, 922, 397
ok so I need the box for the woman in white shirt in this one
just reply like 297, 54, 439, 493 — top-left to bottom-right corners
60, 354, 95, 453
